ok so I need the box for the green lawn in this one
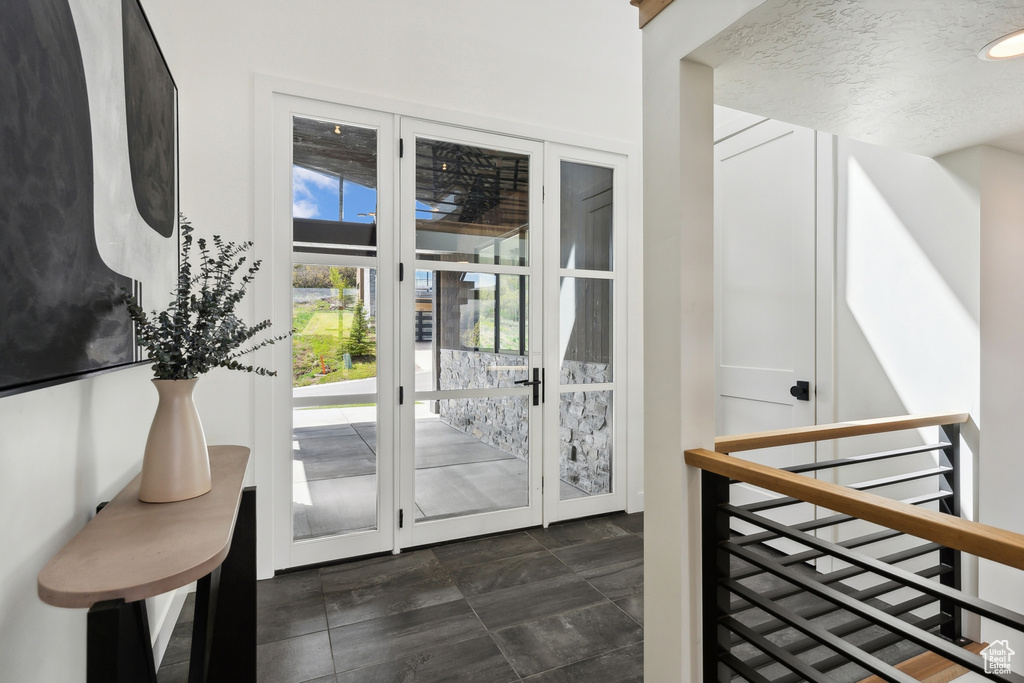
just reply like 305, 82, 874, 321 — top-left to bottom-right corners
292, 300, 376, 386
298, 310, 354, 336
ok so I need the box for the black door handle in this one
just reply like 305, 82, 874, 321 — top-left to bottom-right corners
514, 368, 544, 406
790, 380, 810, 401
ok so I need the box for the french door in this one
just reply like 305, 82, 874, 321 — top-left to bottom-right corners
270, 96, 629, 569
397, 120, 545, 546
543, 144, 628, 522
274, 99, 398, 568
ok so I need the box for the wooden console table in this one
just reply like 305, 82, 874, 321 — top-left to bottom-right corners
38, 446, 256, 683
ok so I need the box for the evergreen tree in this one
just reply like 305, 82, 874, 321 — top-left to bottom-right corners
349, 299, 371, 356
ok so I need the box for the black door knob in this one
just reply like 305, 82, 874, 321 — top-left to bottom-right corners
790, 381, 810, 401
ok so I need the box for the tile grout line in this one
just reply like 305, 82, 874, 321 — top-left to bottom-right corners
246, 516, 643, 682
521, 641, 645, 681
313, 568, 338, 678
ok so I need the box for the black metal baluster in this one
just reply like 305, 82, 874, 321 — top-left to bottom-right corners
938, 422, 965, 643
702, 470, 731, 682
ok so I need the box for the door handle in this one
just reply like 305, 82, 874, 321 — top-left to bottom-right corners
790, 380, 810, 401
514, 368, 544, 406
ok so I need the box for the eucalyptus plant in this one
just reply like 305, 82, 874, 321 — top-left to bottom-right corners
122, 216, 289, 379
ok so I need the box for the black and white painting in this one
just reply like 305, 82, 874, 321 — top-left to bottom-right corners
0, 0, 178, 396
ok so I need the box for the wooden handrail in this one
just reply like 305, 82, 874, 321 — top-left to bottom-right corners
685, 447, 1024, 571
714, 412, 969, 454
629, 0, 675, 28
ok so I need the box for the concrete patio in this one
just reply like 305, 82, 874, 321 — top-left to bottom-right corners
292, 405, 585, 540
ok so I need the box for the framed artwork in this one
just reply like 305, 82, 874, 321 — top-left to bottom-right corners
0, 0, 179, 397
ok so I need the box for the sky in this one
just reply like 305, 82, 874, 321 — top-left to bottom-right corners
292, 165, 438, 223
292, 165, 376, 223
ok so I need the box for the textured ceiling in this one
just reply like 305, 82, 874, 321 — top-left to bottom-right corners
691, 0, 1024, 157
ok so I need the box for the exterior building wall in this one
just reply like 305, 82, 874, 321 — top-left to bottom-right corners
438, 350, 614, 496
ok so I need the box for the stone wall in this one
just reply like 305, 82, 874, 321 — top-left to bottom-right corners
559, 389, 612, 495
437, 350, 613, 494
560, 359, 611, 385
439, 396, 529, 460
438, 350, 529, 460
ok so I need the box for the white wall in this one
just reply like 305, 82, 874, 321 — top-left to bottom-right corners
828, 138, 983, 629
833, 138, 980, 500
142, 0, 642, 249
978, 145, 1024, 662
835, 139, 980, 433
0, 365, 158, 681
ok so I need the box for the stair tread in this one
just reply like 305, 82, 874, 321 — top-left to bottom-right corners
854, 641, 985, 683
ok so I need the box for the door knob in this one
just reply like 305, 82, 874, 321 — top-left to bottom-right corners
790, 380, 810, 401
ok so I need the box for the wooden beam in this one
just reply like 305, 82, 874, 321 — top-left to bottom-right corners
714, 412, 969, 454
684, 447, 1024, 571
630, 0, 675, 28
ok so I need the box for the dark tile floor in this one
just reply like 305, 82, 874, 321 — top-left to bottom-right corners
157, 512, 644, 683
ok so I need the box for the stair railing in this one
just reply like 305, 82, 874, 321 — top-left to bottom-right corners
687, 412, 1024, 683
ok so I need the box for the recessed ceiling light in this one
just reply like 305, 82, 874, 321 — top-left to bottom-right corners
979, 28, 1024, 61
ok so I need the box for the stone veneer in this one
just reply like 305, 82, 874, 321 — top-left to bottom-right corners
559, 360, 612, 495
438, 351, 613, 496
559, 388, 612, 495
560, 359, 611, 385
438, 350, 529, 460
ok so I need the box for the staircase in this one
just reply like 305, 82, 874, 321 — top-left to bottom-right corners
687, 413, 1024, 682
727, 541, 929, 682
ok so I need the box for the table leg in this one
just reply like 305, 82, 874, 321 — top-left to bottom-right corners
188, 486, 257, 682
87, 599, 158, 683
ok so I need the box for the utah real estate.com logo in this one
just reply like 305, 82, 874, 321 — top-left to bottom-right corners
982, 640, 1015, 675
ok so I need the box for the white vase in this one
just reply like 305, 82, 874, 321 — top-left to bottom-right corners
138, 378, 211, 503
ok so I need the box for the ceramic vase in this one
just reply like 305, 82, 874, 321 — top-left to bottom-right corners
138, 378, 211, 503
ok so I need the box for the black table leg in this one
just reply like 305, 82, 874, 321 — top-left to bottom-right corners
209, 486, 256, 681
87, 487, 256, 683
87, 599, 157, 683
189, 486, 257, 682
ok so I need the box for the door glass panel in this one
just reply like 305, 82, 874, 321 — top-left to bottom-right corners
414, 138, 529, 266
292, 267, 378, 542
559, 277, 611, 383
418, 269, 528, 392
414, 395, 530, 521
558, 158, 616, 503
559, 390, 613, 499
560, 161, 613, 271
293, 266, 377, 396
290, 113, 381, 544
293, 117, 378, 257
293, 403, 378, 539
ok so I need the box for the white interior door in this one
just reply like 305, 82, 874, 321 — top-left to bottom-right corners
714, 115, 817, 537
398, 120, 544, 547
543, 144, 629, 522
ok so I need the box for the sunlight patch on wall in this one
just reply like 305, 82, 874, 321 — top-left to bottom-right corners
846, 158, 979, 429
